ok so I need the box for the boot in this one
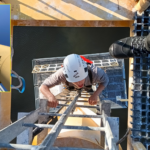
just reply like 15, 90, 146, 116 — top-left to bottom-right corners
109, 34, 150, 59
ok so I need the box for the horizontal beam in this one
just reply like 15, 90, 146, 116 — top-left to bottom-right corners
23, 124, 105, 131
120, 99, 129, 101
80, 95, 91, 97
39, 113, 103, 118
0, 143, 45, 149
66, 96, 91, 98
81, 92, 94, 94
58, 104, 99, 109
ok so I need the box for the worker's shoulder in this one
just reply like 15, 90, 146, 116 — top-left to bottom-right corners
88, 64, 105, 75
88, 64, 99, 72
53, 67, 65, 78
53, 67, 64, 75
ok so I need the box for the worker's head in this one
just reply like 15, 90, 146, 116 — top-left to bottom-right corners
63, 54, 88, 88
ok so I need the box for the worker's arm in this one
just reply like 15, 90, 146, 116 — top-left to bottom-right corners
89, 65, 109, 105
89, 84, 105, 105
39, 68, 66, 108
39, 85, 58, 108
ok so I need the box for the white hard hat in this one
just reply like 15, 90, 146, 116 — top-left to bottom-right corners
63, 54, 88, 82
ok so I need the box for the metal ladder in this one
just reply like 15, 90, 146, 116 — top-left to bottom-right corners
0, 89, 119, 150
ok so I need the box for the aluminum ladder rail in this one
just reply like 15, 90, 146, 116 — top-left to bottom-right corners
0, 89, 119, 150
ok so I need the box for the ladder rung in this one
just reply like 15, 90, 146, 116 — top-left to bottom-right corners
58, 104, 99, 109
81, 95, 91, 97
57, 99, 88, 102
0, 143, 45, 149
51, 147, 102, 150
66, 96, 91, 98
23, 124, 105, 131
39, 113, 103, 118
81, 92, 94, 94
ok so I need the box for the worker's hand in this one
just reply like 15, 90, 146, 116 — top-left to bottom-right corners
89, 94, 98, 105
47, 96, 59, 108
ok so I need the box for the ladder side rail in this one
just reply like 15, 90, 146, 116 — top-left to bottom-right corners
40, 91, 81, 150
0, 143, 44, 150
23, 123, 105, 131
0, 108, 41, 143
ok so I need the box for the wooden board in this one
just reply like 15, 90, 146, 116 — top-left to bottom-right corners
4, 0, 137, 20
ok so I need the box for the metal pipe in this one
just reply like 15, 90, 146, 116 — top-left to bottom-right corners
39, 113, 103, 118
40, 90, 81, 150
66, 96, 91, 98
58, 104, 99, 109
23, 124, 105, 131
81, 92, 94, 94
57, 99, 88, 102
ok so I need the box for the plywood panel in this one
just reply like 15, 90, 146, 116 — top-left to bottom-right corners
5, 0, 137, 20
0, 92, 11, 130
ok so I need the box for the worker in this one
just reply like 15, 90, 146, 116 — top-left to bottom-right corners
109, 33, 150, 58
39, 54, 109, 108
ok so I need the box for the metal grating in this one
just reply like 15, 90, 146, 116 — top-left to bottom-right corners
32, 52, 127, 109
32, 59, 119, 73
131, 6, 150, 149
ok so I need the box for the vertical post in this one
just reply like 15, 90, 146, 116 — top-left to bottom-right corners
105, 117, 119, 150
17, 112, 33, 147
99, 101, 111, 148
100, 101, 111, 116
127, 21, 134, 150
37, 99, 49, 144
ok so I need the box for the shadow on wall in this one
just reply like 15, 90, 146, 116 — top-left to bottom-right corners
61, 0, 134, 19
4, 0, 59, 20
5, 0, 134, 20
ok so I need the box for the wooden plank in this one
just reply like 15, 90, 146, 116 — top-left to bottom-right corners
127, 21, 134, 150
120, 99, 129, 101
6, 0, 136, 20
133, 0, 150, 14
127, 58, 134, 150
0, 93, 11, 130
132, 142, 146, 150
